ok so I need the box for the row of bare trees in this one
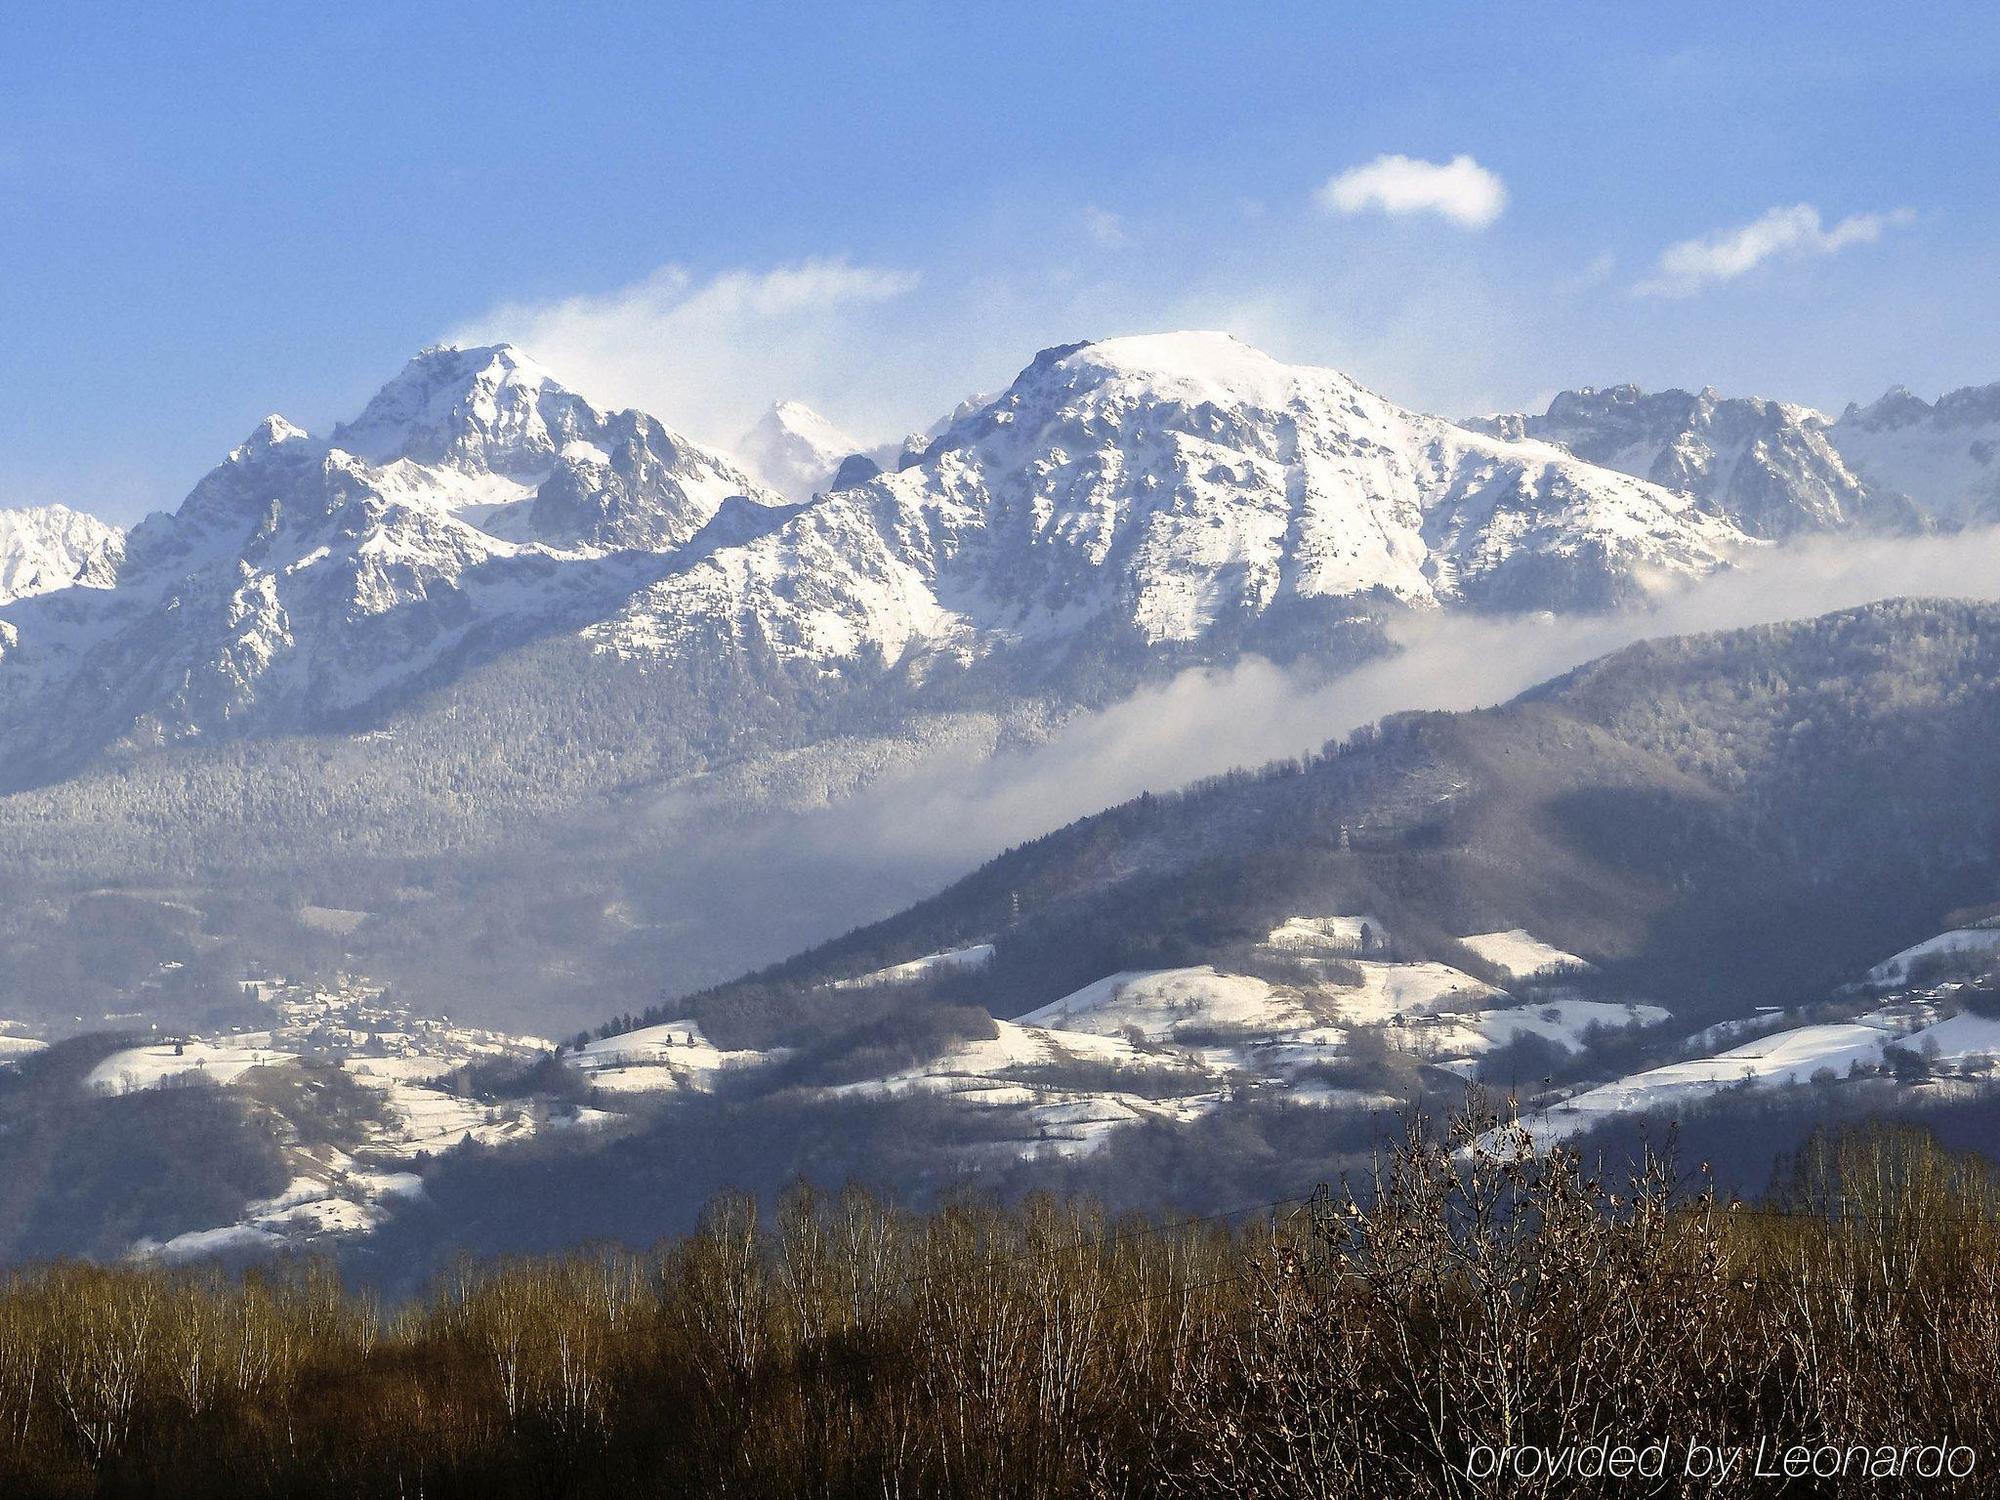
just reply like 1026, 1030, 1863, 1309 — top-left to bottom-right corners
4, 1107, 2000, 1496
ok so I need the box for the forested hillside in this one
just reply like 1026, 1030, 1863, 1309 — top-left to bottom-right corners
674, 598, 2000, 1049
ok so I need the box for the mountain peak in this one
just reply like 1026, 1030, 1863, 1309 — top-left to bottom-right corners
767, 398, 831, 424
1828, 381, 2000, 523
230, 414, 314, 463
0, 503, 126, 605
1048, 331, 1311, 411
735, 400, 864, 502
748, 400, 855, 451
1840, 383, 1936, 431
330, 342, 594, 474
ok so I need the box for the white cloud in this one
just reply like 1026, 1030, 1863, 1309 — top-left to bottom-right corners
448, 259, 918, 445
1083, 207, 1128, 248
1316, 154, 1507, 230
1636, 204, 1915, 296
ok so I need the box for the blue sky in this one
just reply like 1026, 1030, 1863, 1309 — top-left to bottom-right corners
4, 3, 1997, 522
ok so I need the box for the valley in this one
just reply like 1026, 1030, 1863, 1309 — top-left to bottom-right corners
5, 332, 2000, 1278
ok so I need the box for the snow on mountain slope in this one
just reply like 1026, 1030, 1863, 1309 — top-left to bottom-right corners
1465, 384, 1915, 539
0, 1030, 48, 1064
570, 1019, 770, 1093
836, 1018, 1225, 1158
1828, 383, 2000, 524
826, 922, 1660, 1155
916, 333, 1751, 630
0, 332, 1759, 784
830, 944, 997, 988
1327, 961, 1504, 1024
1511, 998, 2000, 1149
1519, 1019, 1905, 1146
1867, 926, 2000, 985
0, 504, 124, 604
1016, 966, 1323, 1042
0, 346, 788, 766
735, 401, 866, 502
88, 1038, 298, 1093
599, 333, 1754, 669
1010, 952, 1527, 1045
77, 975, 568, 1257
1464, 998, 1667, 1053
332, 343, 598, 474
1263, 914, 1385, 956
331, 344, 777, 551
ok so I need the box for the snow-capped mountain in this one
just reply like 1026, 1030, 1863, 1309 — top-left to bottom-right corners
1465, 384, 1920, 538
323, 343, 778, 551
735, 401, 866, 502
596, 332, 1752, 667
1827, 382, 2000, 525
0, 504, 124, 605
1, 332, 1755, 782
0, 345, 788, 769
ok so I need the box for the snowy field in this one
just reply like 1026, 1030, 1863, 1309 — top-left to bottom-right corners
1459, 929, 1592, 982
829, 944, 997, 988
88, 1039, 298, 1093
1868, 927, 2000, 984
571, 1019, 771, 1093
1521, 1003, 2000, 1148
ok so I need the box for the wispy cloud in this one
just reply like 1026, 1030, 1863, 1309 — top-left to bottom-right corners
1316, 153, 1507, 230
1636, 204, 1915, 297
618, 525, 2000, 1005
1082, 207, 1128, 248
784, 524, 2000, 870
449, 259, 918, 445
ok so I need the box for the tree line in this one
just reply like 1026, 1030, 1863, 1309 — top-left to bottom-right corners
5, 1108, 2000, 1495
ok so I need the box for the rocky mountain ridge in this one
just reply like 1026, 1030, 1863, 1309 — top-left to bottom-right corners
1, 332, 1770, 783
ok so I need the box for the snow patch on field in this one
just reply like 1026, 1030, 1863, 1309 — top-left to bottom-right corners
1869, 928, 2000, 985
1390, 999, 1670, 1076
1016, 967, 1317, 1041
87, 1040, 298, 1093
1458, 929, 1591, 982
1327, 961, 1503, 1025
830, 944, 996, 989
0, 1032, 47, 1063
571, 1019, 770, 1093
299, 904, 370, 935
837, 1019, 1228, 1158
1469, 999, 1668, 1052
1517, 1004, 2000, 1148
1262, 915, 1384, 956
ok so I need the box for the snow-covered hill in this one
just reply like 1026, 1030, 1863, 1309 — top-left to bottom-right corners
547, 917, 1666, 1160
1465, 384, 1919, 538
0, 504, 124, 605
